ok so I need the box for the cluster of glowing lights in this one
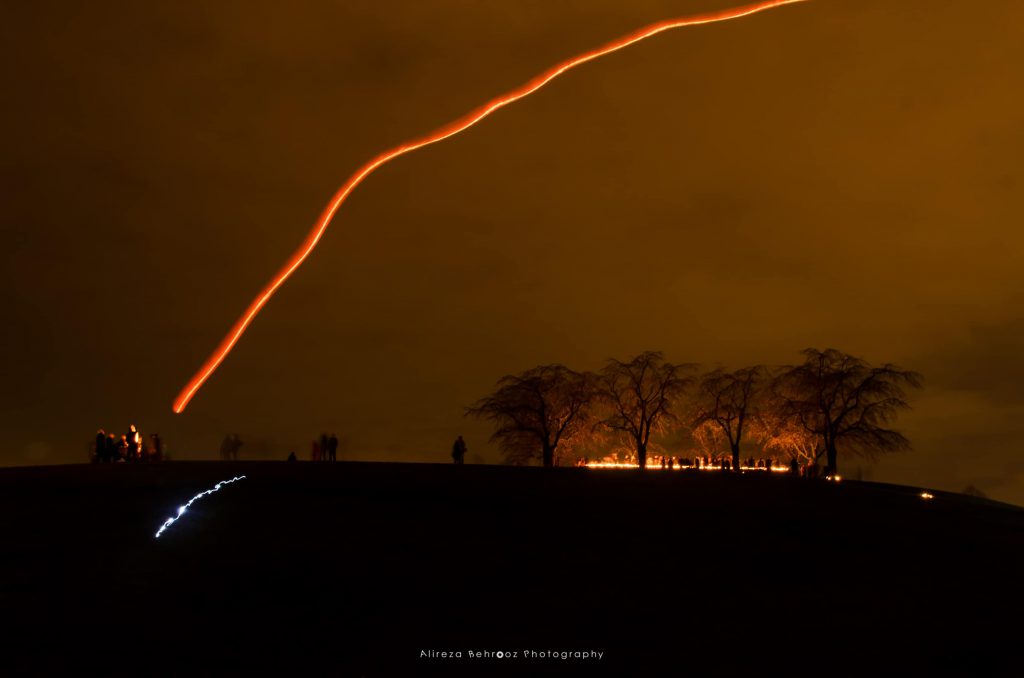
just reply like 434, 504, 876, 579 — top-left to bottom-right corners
920, 491, 935, 500
172, 0, 811, 414
583, 460, 792, 473
154, 475, 246, 538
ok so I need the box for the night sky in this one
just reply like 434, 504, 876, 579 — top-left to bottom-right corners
3, 1, 1023, 502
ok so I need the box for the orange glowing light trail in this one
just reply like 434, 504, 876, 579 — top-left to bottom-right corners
173, 0, 809, 413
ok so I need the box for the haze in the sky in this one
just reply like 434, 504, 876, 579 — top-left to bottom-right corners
3, 1, 1023, 503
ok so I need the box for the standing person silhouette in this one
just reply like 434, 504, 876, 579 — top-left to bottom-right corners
451, 436, 467, 465
95, 430, 107, 463
126, 425, 141, 461
327, 434, 339, 462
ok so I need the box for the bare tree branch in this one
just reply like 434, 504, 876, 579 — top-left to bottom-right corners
595, 351, 696, 469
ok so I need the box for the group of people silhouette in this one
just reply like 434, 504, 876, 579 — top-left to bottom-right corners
575, 453, 826, 476
92, 425, 162, 462
662, 455, 778, 471
311, 433, 340, 462
220, 433, 243, 461
89, 428, 472, 465
89, 427, 828, 474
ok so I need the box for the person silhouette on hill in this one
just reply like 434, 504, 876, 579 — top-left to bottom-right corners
327, 434, 339, 462
95, 430, 107, 463
451, 436, 467, 465
126, 425, 141, 461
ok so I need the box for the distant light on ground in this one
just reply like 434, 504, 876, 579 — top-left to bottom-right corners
155, 476, 246, 538
920, 492, 934, 500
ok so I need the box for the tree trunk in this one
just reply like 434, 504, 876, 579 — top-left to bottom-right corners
731, 443, 741, 473
637, 442, 647, 470
542, 444, 554, 468
826, 443, 838, 477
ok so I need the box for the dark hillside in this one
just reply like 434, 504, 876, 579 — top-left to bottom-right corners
1, 462, 1021, 676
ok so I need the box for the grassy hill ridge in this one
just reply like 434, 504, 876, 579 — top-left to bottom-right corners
2, 462, 1021, 675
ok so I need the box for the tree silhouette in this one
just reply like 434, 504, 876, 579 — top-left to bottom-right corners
467, 364, 596, 467
692, 366, 766, 472
597, 351, 695, 469
753, 407, 823, 466
774, 348, 922, 476
751, 371, 824, 466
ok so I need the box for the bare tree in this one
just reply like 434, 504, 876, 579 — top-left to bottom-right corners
774, 348, 922, 476
692, 366, 766, 472
690, 420, 728, 464
466, 364, 596, 467
597, 351, 695, 469
751, 374, 824, 467
753, 411, 823, 466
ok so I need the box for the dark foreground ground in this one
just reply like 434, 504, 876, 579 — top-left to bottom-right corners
1, 462, 1022, 676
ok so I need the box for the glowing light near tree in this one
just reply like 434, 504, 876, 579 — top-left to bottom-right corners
172, 0, 811, 413
584, 460, 792, 472
154, 475, 246, 538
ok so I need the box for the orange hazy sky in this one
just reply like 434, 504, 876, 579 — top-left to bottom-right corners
2, 1, 1023, 502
